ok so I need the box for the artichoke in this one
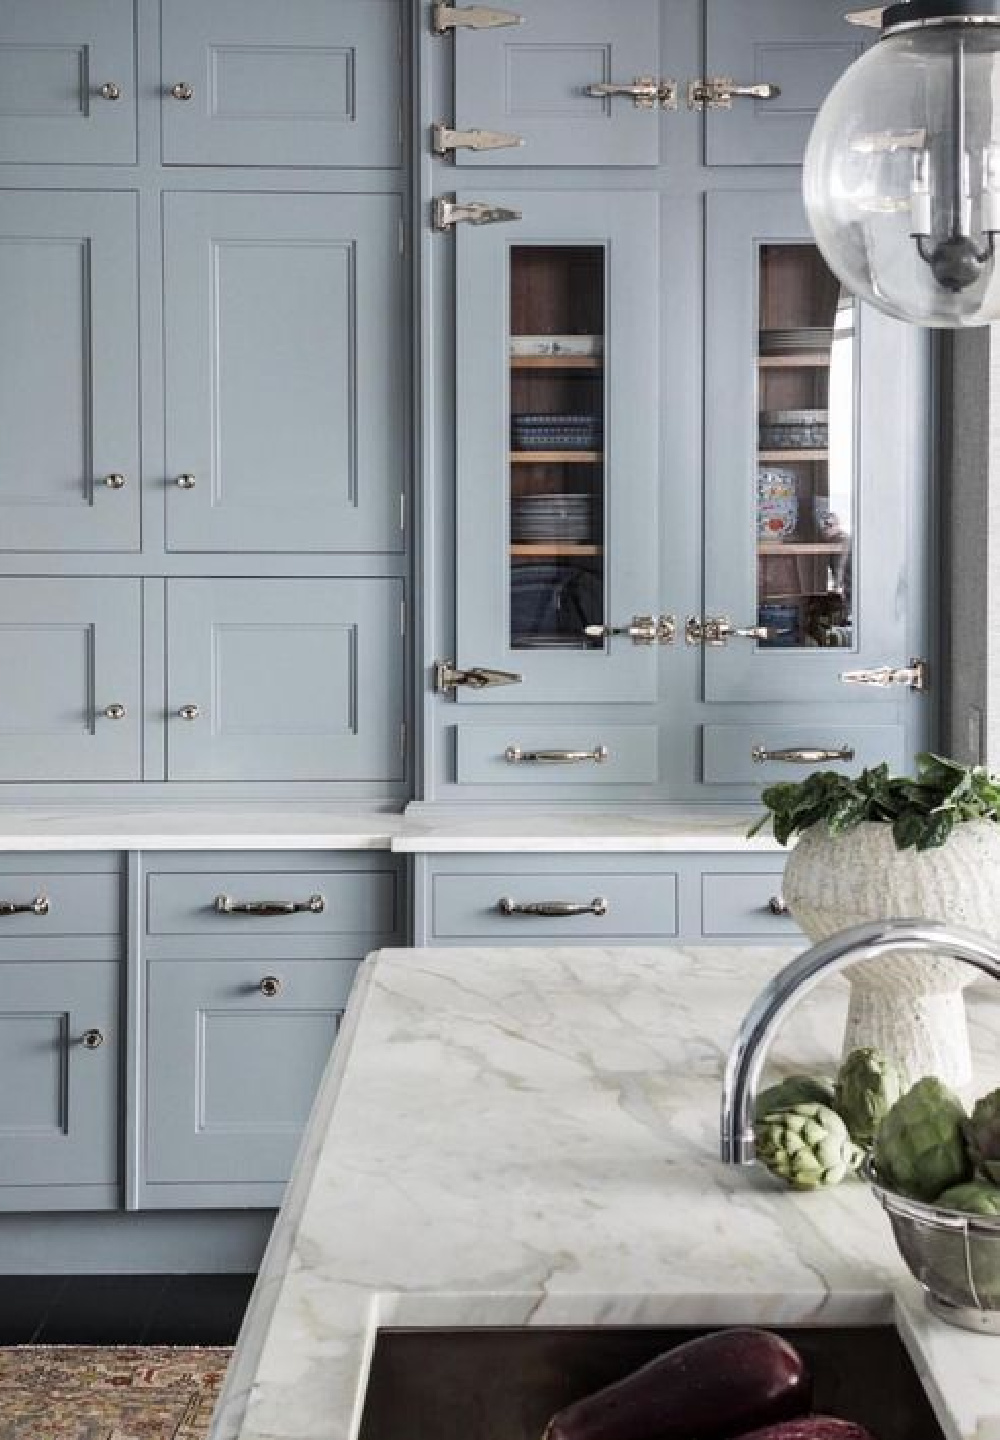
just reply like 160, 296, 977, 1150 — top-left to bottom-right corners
873, 1077, 970, 1202
754, 1074, 837, 1123
755, 1102, 865, 1190
936, 1181, 1000, 1216
964, 1087, 1000, 1184
834, 1047, 905, 1148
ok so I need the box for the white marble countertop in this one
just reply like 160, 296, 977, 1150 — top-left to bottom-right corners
209, 944, 1000, 1440
0, 805, 782, 853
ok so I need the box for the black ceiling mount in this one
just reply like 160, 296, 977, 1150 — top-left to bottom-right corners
883, 0, 1000, 31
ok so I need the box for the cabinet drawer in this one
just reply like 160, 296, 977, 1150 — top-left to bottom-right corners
161, 0, 401, 168
0, 873, 120, 937
456, 725, 658, 786
146, 866, 397, 939
701, 872, 801, 939
430, 862, 677, 943
702, 724, 905, 785
144, 956, 356, 1190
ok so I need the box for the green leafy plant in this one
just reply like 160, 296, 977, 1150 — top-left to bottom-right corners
749, 752, 1000, 852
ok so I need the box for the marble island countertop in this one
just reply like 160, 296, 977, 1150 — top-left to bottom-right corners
209, 945, 1000, 1440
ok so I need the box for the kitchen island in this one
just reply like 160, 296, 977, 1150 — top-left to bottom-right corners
209, 945, 1000, 1440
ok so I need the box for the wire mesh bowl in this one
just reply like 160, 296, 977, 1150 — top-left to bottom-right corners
864, 1156, 1000, 1333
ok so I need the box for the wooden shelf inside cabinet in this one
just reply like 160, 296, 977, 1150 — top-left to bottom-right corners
757, 354, 831, 369
509, 356, 603, 371
758, 541, 850, 556
510, 543, 603, 558
509, 451, 603, 464
758, 449, 828, 463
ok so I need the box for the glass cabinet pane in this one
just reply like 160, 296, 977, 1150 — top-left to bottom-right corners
756, 244, 857, 650
508, 246, 605, 651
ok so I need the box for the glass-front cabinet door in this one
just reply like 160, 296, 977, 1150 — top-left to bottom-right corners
703, 189, 927, 706
454, 190, 661, 704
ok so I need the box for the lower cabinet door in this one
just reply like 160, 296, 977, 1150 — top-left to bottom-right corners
143, 956, 358, 1202
0, 959, 118, 1208
0, 579, 141, 781
165, 579, 405, 782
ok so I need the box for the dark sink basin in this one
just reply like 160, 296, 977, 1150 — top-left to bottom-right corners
357, 1326, 944, 1440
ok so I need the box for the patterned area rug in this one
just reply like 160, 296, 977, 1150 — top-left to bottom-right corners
0, 1346, 230, 1440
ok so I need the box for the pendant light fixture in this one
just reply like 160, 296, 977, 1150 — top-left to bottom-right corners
804, 1, 1000, 326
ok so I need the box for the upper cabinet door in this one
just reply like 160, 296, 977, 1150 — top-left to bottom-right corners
703, 0, 864, 167
0, 1, 136, 165
703, 190, 927, 707
163, 192, 404, 554
454, 190, 660, 704
451, 0, 661, 167
0, 579, 141, 782
160, 0, 402, 168
165, 579, 405, 783
0, 191, 140, 553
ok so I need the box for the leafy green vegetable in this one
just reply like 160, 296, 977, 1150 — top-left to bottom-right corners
749, 752, 1000, 852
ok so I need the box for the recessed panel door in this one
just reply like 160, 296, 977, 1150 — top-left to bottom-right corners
0, 192, 139, 552
455, 190, 660, 703
703, 190, 927, 709
0, 580, 141, 781
164, 192, 404, 554
0, 1, 136, 164
0, 960, 117, 1197
144, 957, 356, 1185
703, 0, 864, 166
161, 0, 401, 167
166, 579, 405, 782
451, 0, 661, 167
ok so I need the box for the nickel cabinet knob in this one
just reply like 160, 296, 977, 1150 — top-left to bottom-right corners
176, 473, 197, 490
171, 82, 195, 101
103, 704, 127, 721
178, 705, 200, 722
104, 473, 127, 490
259, 976, 282, 998
768, 896, 790, 917
99, 82, 122, 101
81, 1028, 105, 1049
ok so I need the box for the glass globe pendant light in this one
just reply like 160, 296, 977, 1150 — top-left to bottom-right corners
804, 0, 1000, 326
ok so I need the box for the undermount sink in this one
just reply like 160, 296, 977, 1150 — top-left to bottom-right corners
357, 1326, 945, 1440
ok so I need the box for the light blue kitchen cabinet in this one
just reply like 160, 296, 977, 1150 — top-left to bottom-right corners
0, 191, 140, 553
160, 0, 402, 169
163, 191, 405, 556
453, 189, 661, 705
165, 579, 405, 782
447, 0, 662, 168
0, 1, 136, 165
0, 580, 142, 782
702, 1, 865, 167
0, 959, 118, 1206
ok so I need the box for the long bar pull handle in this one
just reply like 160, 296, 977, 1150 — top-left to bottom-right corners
498, 897, 609, 919
688, 77, 781, 110
752, 745, 856, 766
505, 746, 608, 766
215, 895, 326, 917
0, 896, 49, 917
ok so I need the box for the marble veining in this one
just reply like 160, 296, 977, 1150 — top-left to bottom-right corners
210, 945, 1000, 1440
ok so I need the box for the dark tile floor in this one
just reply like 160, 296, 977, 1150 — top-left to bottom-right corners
0, 1273, 256, 1345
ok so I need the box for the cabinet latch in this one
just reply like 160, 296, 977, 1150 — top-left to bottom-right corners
433, 122, 524, 156
434, 661, 523, 694
840, 658, 929, 692
687, 77, 781, 110
432, 3, 523, 34
685, 615, 771, 647
433, 196, 522, 230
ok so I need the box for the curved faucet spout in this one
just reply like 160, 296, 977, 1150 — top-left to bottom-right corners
720, 918, 1000, 1165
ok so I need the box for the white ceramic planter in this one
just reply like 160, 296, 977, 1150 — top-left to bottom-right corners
782, 821, 1000, 1091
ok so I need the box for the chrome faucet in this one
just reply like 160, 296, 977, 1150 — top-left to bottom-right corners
720, 918, 1000, 1165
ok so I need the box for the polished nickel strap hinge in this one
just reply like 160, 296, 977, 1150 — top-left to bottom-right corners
432, 3, 523, 33
687, 77, 781, 110
840, 658, 929, 692
434, 660, 522, 694
433, 122, 524, 156
433, 196, 522, 230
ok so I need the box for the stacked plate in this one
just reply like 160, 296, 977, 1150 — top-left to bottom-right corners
511, 413, 603, 451
759, 327, 835, 355
511, 493, 592, 543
